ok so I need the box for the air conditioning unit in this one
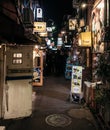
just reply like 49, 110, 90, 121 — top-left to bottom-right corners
22, 8, 34, 24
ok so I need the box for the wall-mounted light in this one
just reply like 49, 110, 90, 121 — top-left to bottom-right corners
81, 2, 94, 8
81, 3, 87, 8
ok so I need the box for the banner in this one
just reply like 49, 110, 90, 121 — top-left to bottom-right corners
71, 66, 82, 94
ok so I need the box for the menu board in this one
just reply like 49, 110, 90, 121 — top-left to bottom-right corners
71, 66, 82, 94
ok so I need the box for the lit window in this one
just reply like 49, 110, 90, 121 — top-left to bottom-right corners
13, 53, 22, 64
13, 53, 22, 58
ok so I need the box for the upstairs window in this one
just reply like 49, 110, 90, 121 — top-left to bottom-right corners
12, 53, 22, 64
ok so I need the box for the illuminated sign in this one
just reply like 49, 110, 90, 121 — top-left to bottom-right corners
33, 22, 46, 33
57, 37, 63, 46
37, 8, 42, 18
69, 19, 77, 30
38, 32, 48, 37
79, 32, 91, 47
46, 27, 52, 32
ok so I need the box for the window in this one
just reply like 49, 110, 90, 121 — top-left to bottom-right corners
13, 53, 22, 58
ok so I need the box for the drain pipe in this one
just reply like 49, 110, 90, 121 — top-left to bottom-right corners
106, 0, 110, 27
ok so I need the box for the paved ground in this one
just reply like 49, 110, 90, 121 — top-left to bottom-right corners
1, 75, 100, 130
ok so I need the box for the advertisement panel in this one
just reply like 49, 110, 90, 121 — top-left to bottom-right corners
69, 19, 77, 30
71, 66, 82, 94
92, 0, 104, 53
37, 8, 42, 18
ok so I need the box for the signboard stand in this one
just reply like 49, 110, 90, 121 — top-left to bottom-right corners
68, 65, 83, 103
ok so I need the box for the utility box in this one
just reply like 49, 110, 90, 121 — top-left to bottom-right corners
0, 45, 33, 119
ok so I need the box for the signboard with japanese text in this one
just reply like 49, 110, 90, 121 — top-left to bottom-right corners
33, 22, 46, 33
71, 66, 82, 94
79, 32, 91, 47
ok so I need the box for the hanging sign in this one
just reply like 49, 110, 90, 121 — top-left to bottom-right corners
69, 19, 77, 30
37, 8, 42, 18
71, 66, 82, 94
79, 32, 91, 47
33, 22, 46, 33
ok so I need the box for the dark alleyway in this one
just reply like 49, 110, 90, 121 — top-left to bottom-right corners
1, 75, 100, 130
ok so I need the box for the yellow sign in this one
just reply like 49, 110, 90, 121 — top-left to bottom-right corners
33, 22, 46, 33
79, 32, 91, 47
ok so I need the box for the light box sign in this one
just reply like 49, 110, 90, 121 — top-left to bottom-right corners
46, 27, 52, 32
38, 32, 47, 37
69, 19, 77, 30
79, 32, 91, 47
57, 37, 63, 46
33, 22, 46, 33
37, 8, 43, 18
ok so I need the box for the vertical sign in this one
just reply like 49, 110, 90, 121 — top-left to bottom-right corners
71, 66, 82, 94
69, 19, 77, 30
33, 22, 46, 33
37, 8, 42, 18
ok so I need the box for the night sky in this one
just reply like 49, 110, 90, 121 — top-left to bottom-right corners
41, 0, 73, 28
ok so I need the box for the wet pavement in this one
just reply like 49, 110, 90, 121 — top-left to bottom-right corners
1, 75, 100, 130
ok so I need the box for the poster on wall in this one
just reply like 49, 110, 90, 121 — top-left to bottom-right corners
33, 68, 41, 82
71, 66, 82, 94
92, 0, 104, 53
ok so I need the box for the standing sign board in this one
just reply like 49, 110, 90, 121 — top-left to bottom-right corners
71, 66, 82, 94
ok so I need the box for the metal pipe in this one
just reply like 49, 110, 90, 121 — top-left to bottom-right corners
107, 0, 110, 26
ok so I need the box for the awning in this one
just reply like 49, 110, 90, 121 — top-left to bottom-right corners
0, 12, 42, 44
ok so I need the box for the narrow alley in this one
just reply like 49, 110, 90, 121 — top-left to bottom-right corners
1, 75, 100, 130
